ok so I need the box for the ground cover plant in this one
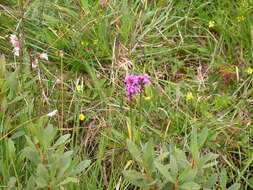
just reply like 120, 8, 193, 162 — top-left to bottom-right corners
0, 0, 253, 189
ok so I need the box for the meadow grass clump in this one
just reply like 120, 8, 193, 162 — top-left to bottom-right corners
0, 0, 253, 189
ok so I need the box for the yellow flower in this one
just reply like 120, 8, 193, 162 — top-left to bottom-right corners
240, 1, 248, 7
186, 92, 194, 100
81, 41, 88, 46
124, 160, 133, 170
144, 96, 151, 100
93, 39, 98, 45
236, 16, 246, 22
208, 21, 215, 28
79, 114, 85, 121
76, 85, 83, 91
247, 68, 253, 74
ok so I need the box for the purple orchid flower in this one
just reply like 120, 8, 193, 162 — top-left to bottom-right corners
124, 74, 151, 100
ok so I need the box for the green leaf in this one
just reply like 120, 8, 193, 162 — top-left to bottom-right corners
201, 161, 218, 169
174, 149, 191, 170
249, 177, 253, 188
205, 174, 218, 189
21, 147, 39, 164
79, 0, 90, 12
190, 127, 200, 166
56, 151, 73, 178
200, 153, 219, 166
122, 170, 149, 187
219, 168, 227, 190
35, 177, 48, 188
25, 176, 36, 190
154, 161, 175, 183
198, 128, 209, 148
54, 134, 71, 147
7, 177, 16, 190
126, 139, 142, 163
170, 154, 178, 179
7, 139, 15, 158
70, 160, 91, 176
11, 131, 25, 139
5, 69, 19, 92
57, 177, 79, 186
143, 139, 154, 172
37, 164, 50, 182
43, 124, 57, 147
0, 54, 6, 79
180, 182, 201, 190
228, 183, 241, 190
178, 168, 198, 183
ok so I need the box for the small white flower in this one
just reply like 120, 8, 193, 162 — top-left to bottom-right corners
47, 110, 58, 117
9, 34, 20, 57
10, 34, 20, 47
32, 59, 38, 68
13, 47, 20, 56
39, 53, 48, 60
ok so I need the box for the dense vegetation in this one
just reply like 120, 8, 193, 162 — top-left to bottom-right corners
0, 0, 253, 189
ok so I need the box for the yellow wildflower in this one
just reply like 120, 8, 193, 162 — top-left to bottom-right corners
237, 16, 246, 22
208, 21, 215, 28
93, 39, 98, 45
247, 68, 253, 74
81, 41, 88, 46
79, 114, 85, 121
240, 1, 248, 7
76, 85, 83, 92
124, 160, 133, 170
186, 92, 194, 100
144, 96, 151, 100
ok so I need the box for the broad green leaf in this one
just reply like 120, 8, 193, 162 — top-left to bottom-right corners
5, 70, 19, 91
190, 127, 200, 166
25, 136, 37, 151
156, 152, 170, 162
249, 177, 253, 188
178, 168, 197, 183
22, 147, 39, 164
37, 164, 50, 182
126, 139, 142, 163
154, 161, 175, 183
175, 149, 191, 170
11, 131, 25, 139
56, 151, 73, 178
170, 155, 178, 179
35, 177, 48, 188
198, 128, 209, 148
43, 124, 57, 147
7, 139, 15, 158
7, 177, 16, 190
25, 176, 36, 190
200, 153, 219, 166
228, 183, 241, 190
143, 139, 154, 172
180, 182, 201, 190
219, 168, 227, 190
54, 134, 71, 147
70, 160, 91, 176
122, 170, 149, 187
202, 161, 218, 169
57, 177, 79, 186
205, 174, 218, 189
